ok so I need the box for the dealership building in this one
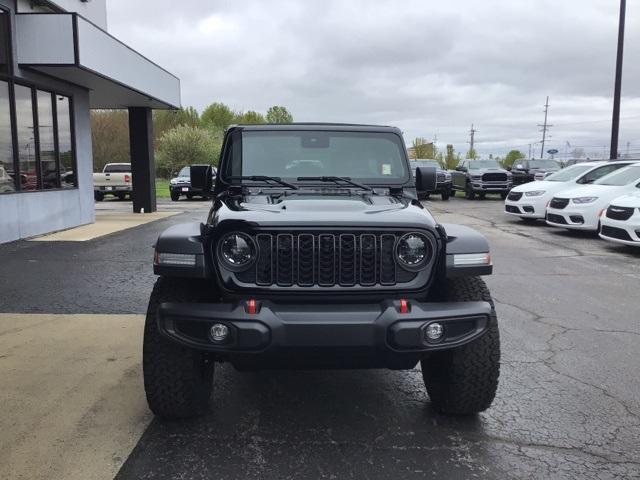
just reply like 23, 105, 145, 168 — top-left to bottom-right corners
0, 0, 180, 243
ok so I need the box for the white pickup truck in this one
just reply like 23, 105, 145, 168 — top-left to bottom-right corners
93, 163, 132, 201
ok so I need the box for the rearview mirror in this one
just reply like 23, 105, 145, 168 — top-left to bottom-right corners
190, 165, 213, 192
415, 166, 437, 192
515, 163, 524, 170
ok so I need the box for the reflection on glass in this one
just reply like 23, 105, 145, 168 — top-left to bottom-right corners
15, 85, 37, 190
0, 9, 9, 75
0, 80, 15, 193
37, 90, 58, 189
56, 95, 74, 188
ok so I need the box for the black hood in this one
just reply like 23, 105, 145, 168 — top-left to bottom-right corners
210, 192, 437, 230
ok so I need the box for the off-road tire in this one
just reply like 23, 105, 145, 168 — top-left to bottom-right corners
441, 190, 450, 201
170, 191, 180, 202
94, 191, 104, 202
422, 276, 500, 415
464, 183, 476, 200
143, 277, 215, 419
186, 193, 193, 200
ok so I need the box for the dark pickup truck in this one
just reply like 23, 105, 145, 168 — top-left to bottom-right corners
510, 158, 561, 185
145, 124, 500, 419
411, 159, 452, 200
450, 159, 512, 199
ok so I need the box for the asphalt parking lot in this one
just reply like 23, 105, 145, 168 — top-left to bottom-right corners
1, 196, 639, 480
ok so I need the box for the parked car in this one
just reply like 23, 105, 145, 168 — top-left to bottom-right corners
599, 192, 640, 246
504, 161, 637, 222
411, 159, 452, 200
450, 159, 512, 199
563, 158, 601, 168
0, 165, 15, 193
510, 159, 561, 185
145, 123, 499, 419
546, 163, 640, 231
93, 163, 132, 201
169, 165, 217, 201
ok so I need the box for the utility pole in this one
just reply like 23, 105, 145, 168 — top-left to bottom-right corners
468, 124, 476, 157
610, 0, 626, 160
538, 96, 552, 158
528, 143, 532, 159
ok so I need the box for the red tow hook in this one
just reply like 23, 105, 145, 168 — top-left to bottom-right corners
399, 298, 410, 314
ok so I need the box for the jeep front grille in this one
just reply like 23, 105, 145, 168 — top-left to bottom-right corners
235, 232, 430, 288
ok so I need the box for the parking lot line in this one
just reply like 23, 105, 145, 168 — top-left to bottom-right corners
0, 313, 150, 480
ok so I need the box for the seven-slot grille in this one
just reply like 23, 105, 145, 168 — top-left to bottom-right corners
549, 197, 569, 209
240, 232, 425, 288
482, 173, 508, 182
606, 205, 635, 221
507, 191, 523, 201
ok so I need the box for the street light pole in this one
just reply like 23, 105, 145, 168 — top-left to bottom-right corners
610, 0, 626, 160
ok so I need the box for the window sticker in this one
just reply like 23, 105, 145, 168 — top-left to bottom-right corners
382, 164, 391, 175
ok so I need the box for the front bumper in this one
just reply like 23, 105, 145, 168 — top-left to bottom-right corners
599, 215, 640, 246
470, 181, 512, 192
504, 196, 547, 219
546, 206, 599, 231
158, 299, 492, 357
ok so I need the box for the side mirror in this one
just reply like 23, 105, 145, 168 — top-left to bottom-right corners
415, 166, 437, 192
190, 165, 212, 192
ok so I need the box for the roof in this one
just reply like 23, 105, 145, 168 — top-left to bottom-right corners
229, 123, 402, 134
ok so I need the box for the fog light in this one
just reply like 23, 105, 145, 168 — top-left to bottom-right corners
425, 322, 444, 341
210, 323, 229, 342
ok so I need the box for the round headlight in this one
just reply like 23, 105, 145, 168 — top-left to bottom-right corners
219, 233, 255, 269
396, 233, 431, 269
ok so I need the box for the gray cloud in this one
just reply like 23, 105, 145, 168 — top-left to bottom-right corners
107, 0, 640, 158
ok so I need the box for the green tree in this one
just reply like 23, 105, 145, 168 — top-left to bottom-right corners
153, 107, 199, 143
200, 102, 236, 131
466, 148, 478, 159
156, 125, 221, 178
266, 106, 293, 123
502, 149, 526, 168
442, 144, 460, 170
236, 110, 266, 124
411, 137, 436, 159
90, 110, 130, 172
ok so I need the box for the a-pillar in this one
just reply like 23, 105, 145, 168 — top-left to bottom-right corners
128, 107, 157, 213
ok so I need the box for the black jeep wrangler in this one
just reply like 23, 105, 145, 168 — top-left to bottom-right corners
145, 124, 500, 419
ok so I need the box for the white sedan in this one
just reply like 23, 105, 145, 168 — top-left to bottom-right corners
599, 192, 640, 246
504, 161, 635, 221
546, 164, 640, 231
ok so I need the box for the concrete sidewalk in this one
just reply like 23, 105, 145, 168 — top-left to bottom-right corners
0, 313, 150, 480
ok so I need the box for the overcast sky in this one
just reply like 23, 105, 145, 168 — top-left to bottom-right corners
108, 0, 640, 158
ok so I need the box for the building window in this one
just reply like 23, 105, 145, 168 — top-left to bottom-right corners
14, 84, 37, 190
0, 8, 9, 75
0, 80, 15, 192
37, 90, 57, 189
56, 95, 75, 188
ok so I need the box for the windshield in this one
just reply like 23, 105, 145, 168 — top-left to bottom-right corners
468, 160, 501, 169
178, 166, 190, 177
529, 159, 559, 169
594, 165, 640, 186
228, 130, 409, 184
546, 164, 593, 182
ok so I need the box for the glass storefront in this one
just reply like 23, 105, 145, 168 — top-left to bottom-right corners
0, 80, 14, 193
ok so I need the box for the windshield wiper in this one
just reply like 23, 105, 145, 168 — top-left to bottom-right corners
296, 176, 377, 194
228, 176, 298, 190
